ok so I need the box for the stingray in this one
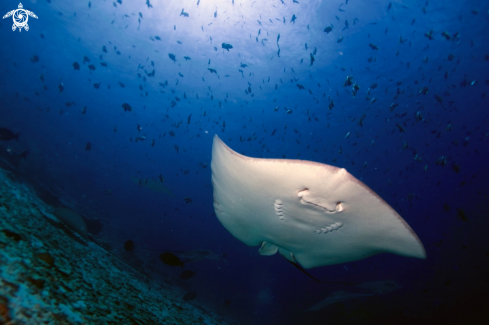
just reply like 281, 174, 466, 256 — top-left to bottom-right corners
211, 135, 426, 269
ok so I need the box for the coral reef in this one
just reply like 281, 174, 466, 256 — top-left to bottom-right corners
0, 169, 231, 324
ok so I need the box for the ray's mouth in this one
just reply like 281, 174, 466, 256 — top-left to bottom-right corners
297, 188, 344, 213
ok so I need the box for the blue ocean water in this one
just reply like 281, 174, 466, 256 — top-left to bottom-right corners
1, 0, 488, 324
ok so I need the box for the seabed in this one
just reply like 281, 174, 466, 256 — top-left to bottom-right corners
0, 168, 231, 324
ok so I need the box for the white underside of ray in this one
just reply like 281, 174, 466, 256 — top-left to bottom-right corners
211, 135, 426, 269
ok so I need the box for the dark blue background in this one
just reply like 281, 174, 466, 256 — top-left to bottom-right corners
1, 0, 488, 324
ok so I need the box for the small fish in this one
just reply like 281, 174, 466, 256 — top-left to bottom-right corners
337, 36, 344, 43
73, 62, 80, 70
369, 43, 379, 50
324, 25, 333, 33
122, 103, 132, 112
457, 208, 468, 221
160, 252, 185, 267
180, 270, 196, 280
452, 163, 460, 173
85, 142, 91, 151
208, 68, 218, 74
290, 14, 297, 24
296, 84, 305, 90
183, 56, 191, 60
309, 53, 315, 67
168, 53, 177, 62
424, 30, 434, 40
155, 36, 161, 41
180, 8, 189, 17
222, 43, 233, 51
396, 123, 405, 133
441, 31, 452, 40
436, 156, 447, 166
183, 292, 196, 301
88, 64, 96, 73
0, 128, 19, 141
123, 240, 134, 251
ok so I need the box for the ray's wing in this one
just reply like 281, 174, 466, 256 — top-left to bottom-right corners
3, 10, 15, 19
26, 10, 38, 19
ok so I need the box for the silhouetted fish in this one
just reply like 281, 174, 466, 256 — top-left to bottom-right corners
122, 103, 132, 112
180, 270, 195, 280
124, 240, 134, 251
0, 128, 19, 141
183, 292, 196, 301
221, 43, 233, 51
160, 252, 184, 267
